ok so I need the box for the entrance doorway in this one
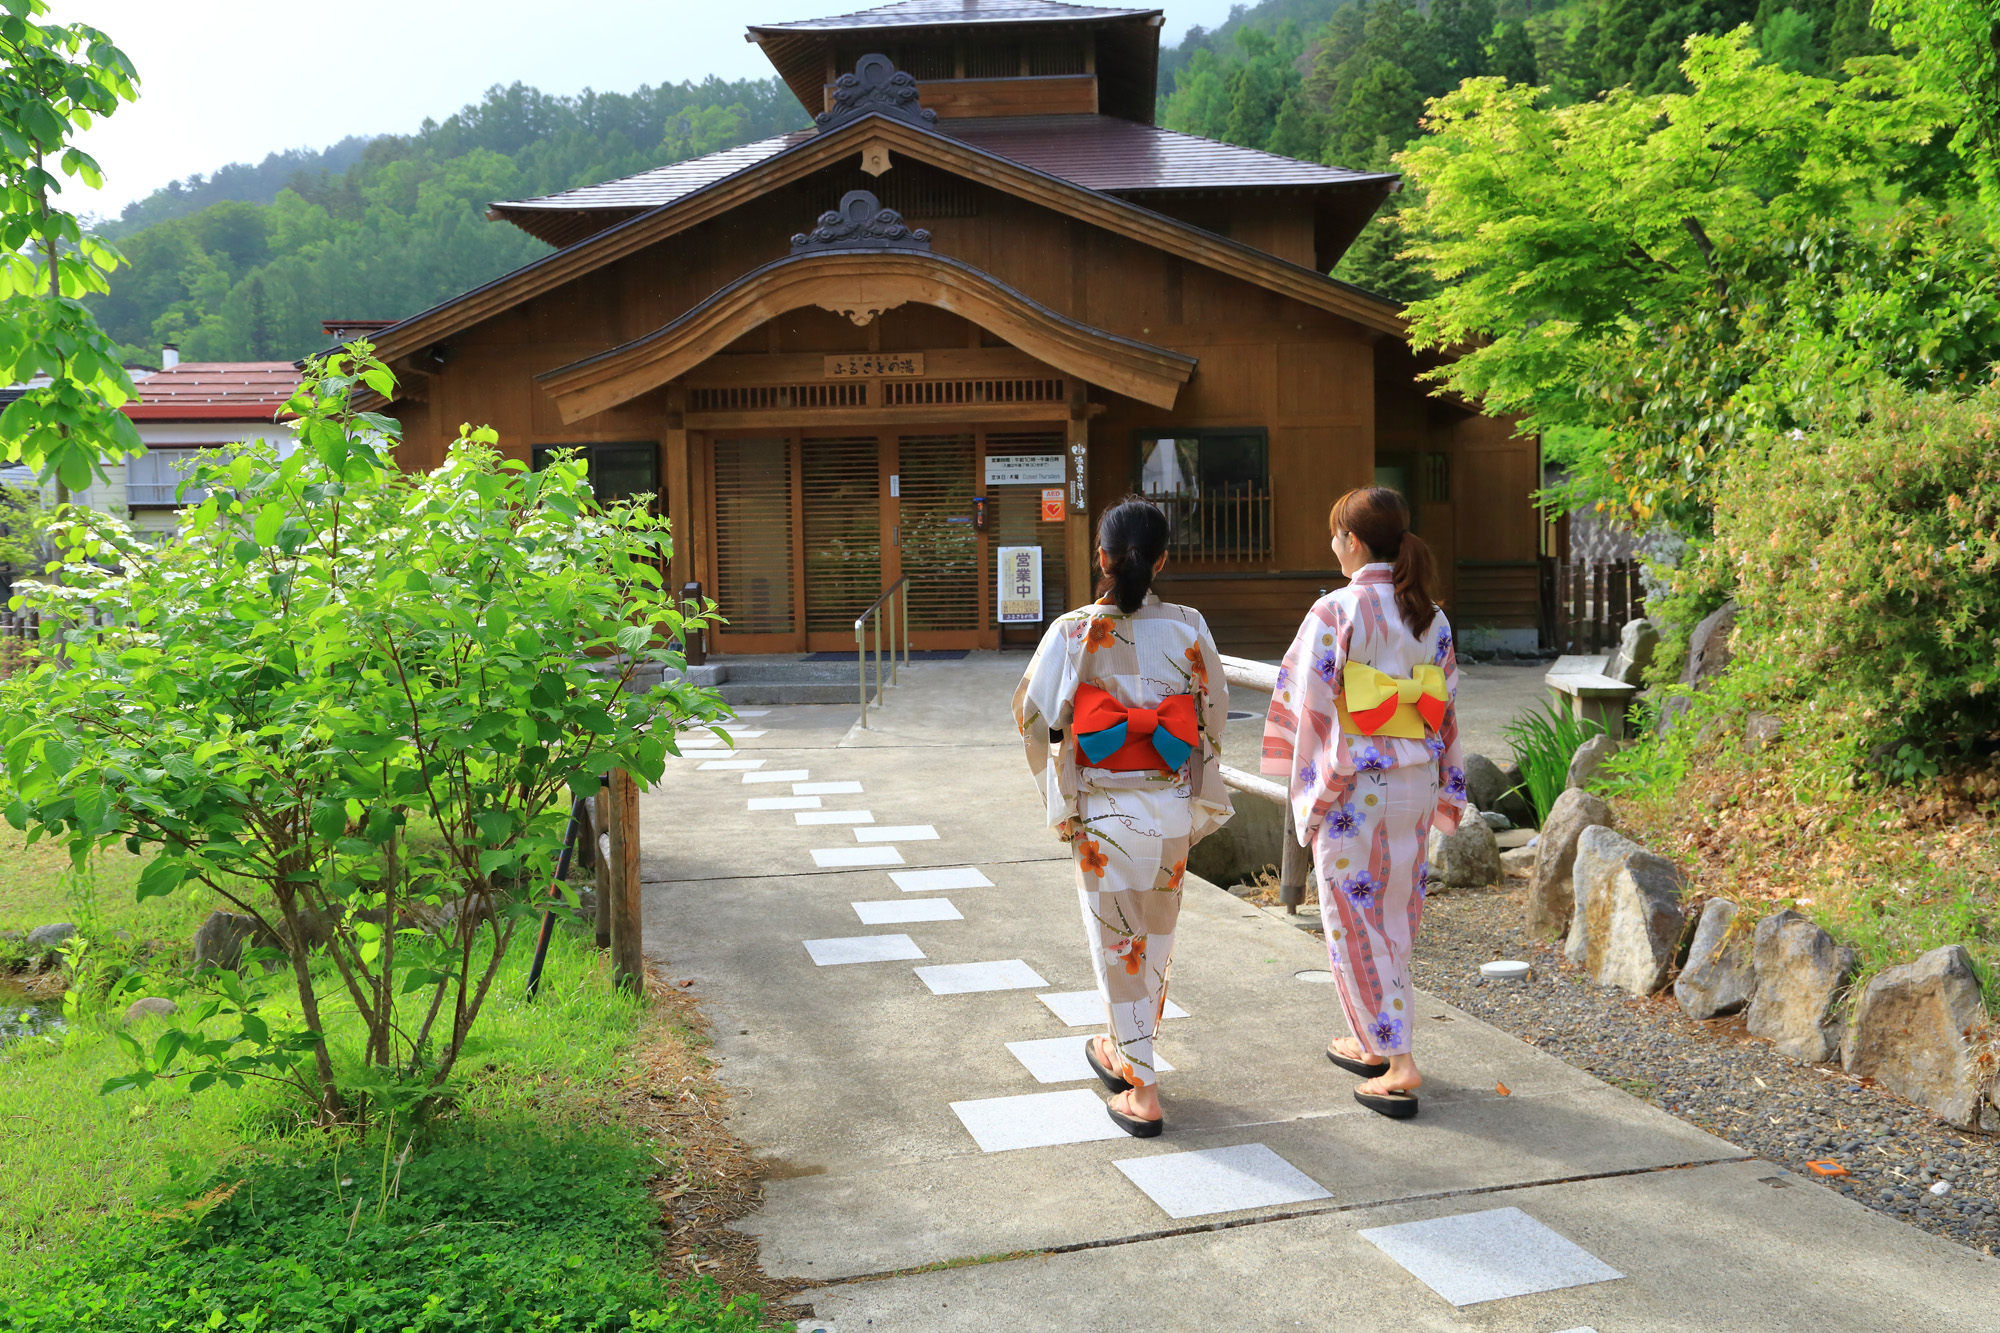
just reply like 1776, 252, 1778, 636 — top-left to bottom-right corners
700, 425, 1071, 652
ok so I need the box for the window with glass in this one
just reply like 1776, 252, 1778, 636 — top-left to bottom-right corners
531, 442, 661, 510
125, 448, 208, 506
1134, 429, 1271, 561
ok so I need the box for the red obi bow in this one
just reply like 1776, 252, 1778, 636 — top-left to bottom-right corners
1073, 683, 1198, 772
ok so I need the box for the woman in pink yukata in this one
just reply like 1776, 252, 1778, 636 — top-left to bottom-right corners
1262, 487, 1467, 1119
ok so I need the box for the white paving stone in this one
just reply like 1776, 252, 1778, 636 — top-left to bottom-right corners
795, 810, 875, 825
812, 846, 904, 868
852, 899, 962, 925
795, 781, 863, 795
701, 728, 766, 738
1358, 1207, 1623, 1308
679, 738, 727, 749
950, 1089, 1127, 1153
728, 708, 772, 717
855, 824, 938, 843
749, 796, 822, 811
1113, 1143, 1329, 1220
1006, 1035, 1173, 1084
915, 959, 1046, 995
890, 867, 994, 893
698, 759, 764, 771
802, 934, 925, 966
743, 769, 811, 784
1038, 989, 1189, 1027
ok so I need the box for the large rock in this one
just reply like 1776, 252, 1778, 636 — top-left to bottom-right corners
1500, 844, 1538, 877
1746, 910, 1857, 1062
1566, 734, 1621, 790
1426, 808, 1501, 888
1653, 693, 1695, 738
1572, 826, 1686, 995
1675, 898, 1756, 1019
1606, 618, 1660, 686
1462, 753, 1509, 812
192, 911, 258, 973
1492, 758, 1536, 829
25, 922, 76, 952
1680, 599, 1738, 688
1744, 713, 1784, 754
1842, 945, 1990, 1128
124, 996, 177, 1023
1527, 788, 1614, 938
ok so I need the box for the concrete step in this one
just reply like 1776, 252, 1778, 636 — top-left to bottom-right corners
718, 681, 861, 706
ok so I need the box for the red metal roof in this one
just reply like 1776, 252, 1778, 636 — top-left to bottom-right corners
122, 362, 300, 421
491, 115, 1394, 247
749, 1, 1158, 32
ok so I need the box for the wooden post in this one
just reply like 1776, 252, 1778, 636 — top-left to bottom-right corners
1279, 804, 1307, 914
591, 780, 612, 950
607, 767, 644, 993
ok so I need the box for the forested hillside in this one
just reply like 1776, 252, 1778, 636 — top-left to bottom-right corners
1159, 0, 1891, 297
91, 78, 807, 364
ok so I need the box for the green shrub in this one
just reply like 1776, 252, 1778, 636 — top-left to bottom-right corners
0, 1122, 762, 1333
1708, 379, 2000, 764
1502, 698, 1605, 821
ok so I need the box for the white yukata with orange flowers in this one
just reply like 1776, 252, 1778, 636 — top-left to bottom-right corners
1014, 594, 1233, 1086
1261, 564, 1467, 1058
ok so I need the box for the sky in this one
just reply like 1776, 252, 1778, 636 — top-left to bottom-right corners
54, 1, 1245, 218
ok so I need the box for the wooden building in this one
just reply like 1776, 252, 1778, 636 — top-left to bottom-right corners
352, 0, 1541, 656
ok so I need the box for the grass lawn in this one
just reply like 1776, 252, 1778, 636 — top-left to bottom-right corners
0, 848, 772, 1331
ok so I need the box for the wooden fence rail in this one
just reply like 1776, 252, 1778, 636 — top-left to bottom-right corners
1541, 557, 1645, 654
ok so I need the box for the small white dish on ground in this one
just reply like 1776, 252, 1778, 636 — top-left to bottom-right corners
1480, 960, 1532, 982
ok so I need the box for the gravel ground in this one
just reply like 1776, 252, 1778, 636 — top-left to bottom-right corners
1269, 882, 2000, 1257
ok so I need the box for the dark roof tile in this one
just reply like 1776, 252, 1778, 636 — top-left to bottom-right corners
750, 1, 1157, 33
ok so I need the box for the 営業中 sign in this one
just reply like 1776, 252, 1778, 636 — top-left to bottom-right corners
997, 545, 1043, 623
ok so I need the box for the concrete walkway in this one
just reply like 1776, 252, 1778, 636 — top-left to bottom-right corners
640, 654, 1997, 1331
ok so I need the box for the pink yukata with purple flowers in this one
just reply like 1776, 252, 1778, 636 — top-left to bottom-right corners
1261, 564, 1467, 1058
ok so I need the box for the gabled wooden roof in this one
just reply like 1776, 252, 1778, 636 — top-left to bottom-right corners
491, 114, 1395, 252
351, 111, 1407, 395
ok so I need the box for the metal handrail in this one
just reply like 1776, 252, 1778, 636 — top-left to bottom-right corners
854, 575, 911, 728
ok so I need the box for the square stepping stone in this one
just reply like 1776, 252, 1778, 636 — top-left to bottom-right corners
1358, 1207, 1623, 1307
1037, 990, 1189, 1027
749, 796, 821, 811
728, 708, 772, 717
743, 769, 811, 784
812, 847, 904, 868
853, 899, 962, 925
705, 728, 766, 738
915, 959, 1046, 995
950, 1089, 1127, 1153
796, 781, 862, 795
795, 810, 875, 825
699, 759, 764, 771
855, 824, 938, 843
891, 867, 993, 893
679, 738, 727, 749
1006, 1035, 1173, 1084
803, 934, 925, 966
1113, 1143, 1329, 1219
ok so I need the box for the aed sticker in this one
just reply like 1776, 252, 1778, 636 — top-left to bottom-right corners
1041, 487, 1065, 522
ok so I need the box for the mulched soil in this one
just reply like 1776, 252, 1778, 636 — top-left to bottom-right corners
1383, 883, 2000, 1257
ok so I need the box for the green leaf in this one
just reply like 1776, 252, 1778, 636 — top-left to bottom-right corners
135, 855, 188, 901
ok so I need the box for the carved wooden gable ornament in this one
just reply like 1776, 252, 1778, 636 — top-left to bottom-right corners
790, 189, 931, 255
815, 52, 940, 133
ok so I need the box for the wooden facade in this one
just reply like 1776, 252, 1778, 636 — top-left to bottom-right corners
362, 2, 1543, 655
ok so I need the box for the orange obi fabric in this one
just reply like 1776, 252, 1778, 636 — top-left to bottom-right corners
1335, 662, 1447, 740
1073, 683, 1198, 772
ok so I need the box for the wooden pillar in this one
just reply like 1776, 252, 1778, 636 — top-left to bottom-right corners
664, 383, 691, 591
591, 782, 612, 949
1066, 389, 1092, 609
606, 769, 644, 991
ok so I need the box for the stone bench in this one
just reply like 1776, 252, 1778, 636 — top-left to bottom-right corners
1545, 653, 1638, 740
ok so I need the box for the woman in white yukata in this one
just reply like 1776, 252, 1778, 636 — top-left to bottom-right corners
1263, 487, 1467, 1120
1013, 498, 1233, 1138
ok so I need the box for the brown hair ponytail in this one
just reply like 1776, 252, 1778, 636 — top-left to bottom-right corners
1330, 486, 1437, 639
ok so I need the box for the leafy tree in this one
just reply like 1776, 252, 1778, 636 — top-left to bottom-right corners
1398, 29, 1983, 528
0, 0, 141, 494
0, 348, 724, 1124
1875, 0, 2000, 222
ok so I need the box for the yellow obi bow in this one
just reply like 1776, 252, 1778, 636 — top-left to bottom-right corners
1336, 662, 1448, 740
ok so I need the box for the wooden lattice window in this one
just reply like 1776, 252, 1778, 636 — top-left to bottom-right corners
1134, 429, 1272, 562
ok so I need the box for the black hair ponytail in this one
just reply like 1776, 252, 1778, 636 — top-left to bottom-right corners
1093, 496, 1170, 613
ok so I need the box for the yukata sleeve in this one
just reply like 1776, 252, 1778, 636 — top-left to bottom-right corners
1262, 599, 1355, 845
1013, 612, 1086, 836
1185, 615, 1234, 845
1430, 611, 1468, 834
